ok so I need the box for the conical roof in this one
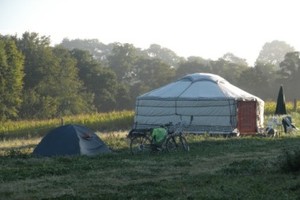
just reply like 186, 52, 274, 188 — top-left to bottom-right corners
274, 85, 287, 115
139, 73, 262, 102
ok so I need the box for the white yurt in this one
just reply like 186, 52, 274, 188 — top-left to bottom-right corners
133, 73, 264, 135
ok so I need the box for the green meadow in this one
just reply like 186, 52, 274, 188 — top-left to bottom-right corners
1, 108, 300, 199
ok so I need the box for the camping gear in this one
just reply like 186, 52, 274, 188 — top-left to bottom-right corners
129, 121, 189, 154
133, 73, 264, 135
282, 116, 298, 133
273, 85, 298, 134
151, 127, 167, 145
275, 85, 287, 115
265, 116, 280, 137
33, 124, 111, 156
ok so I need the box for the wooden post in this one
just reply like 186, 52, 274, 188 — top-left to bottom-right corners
61, 117, 64, 126
294, 99, 297, 112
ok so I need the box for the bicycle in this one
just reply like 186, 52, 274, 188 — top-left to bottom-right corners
128, 116, 192, 155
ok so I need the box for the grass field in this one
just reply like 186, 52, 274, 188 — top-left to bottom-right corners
1, 111, 300, 199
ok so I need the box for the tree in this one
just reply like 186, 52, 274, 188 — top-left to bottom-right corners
60, 38, 114, 62
0, 36, 24, 120
144, 44, 183, 68
134, 58, 175, 94
41, 46, 95, 116
70, 49, 119, 111
16, 32, 58, 118
16, 32, 53, 90
278, 51, 300, 98
279, 52, 300, 78
210, 56, 248, 85
256, 40, 295, 69
107, 43, 139, 82
176, 56, 211, 78
222, 52, 248, 66
115, 84, 132, 110
238, 64, 274, 99
17, 32, 94, 119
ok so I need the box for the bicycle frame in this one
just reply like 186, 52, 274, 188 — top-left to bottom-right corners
129, 115, 193, 154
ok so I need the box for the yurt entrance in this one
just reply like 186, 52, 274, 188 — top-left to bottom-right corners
237, 101, 257, 135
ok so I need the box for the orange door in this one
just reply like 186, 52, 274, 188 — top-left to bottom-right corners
238, 101, 257, 135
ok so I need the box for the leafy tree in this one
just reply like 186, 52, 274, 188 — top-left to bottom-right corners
222, 52, 248, 66
279, 52, 300, 78
176, 56, 211, 78
16, 32, 53, 90
238, 64, 274, 99
70, 48, 119, 111
0, 36, 24, 120
17, 33, 94, 119
278, 51, 300, 99
16, 32, 57, 118
60, 38, 114, 62
20, 89, 56, 119
255, 62, 277, 77
123, 58, 176, 109
143, 44, 183, 68
134, 58, 175, 94
115, 84, 132, 110
107, 43, 139, 82
210, 56, 248, 85
42, 46, 94, 116
256, 40, 295, 69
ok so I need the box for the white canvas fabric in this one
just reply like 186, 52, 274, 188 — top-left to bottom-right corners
134, 73, 264, 134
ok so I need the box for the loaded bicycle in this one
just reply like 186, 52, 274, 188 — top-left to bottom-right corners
127, 116, 193, 155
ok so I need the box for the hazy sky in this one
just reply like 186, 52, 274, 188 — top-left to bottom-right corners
1, 0, 299, 65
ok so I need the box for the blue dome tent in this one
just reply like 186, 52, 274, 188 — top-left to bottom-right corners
33, 124, 111, 156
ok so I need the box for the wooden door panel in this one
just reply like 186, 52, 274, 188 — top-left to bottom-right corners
238, 101, 257, 134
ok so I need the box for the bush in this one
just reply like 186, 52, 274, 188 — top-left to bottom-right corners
279, 149, 300, 173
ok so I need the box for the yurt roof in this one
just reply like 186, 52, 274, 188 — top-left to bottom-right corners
138, 73, 263, 102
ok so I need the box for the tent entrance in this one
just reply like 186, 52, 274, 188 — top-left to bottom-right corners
238, 101, 257, 135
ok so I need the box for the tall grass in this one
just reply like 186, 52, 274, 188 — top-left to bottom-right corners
264, 101, 299, 115
0, 111, 134, 156
0, 110, 134, 140
1, 101, 299, 140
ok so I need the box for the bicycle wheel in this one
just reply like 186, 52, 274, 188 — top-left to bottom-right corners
130, 135, 152, 155
166, 135, 190, 152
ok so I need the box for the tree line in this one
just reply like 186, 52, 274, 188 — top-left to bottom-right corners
0, 32, 299, 121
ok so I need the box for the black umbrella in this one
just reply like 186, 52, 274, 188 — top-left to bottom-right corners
274, 85, 287, 115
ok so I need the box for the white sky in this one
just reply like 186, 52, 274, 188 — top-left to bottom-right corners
1, 0, 299, 66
